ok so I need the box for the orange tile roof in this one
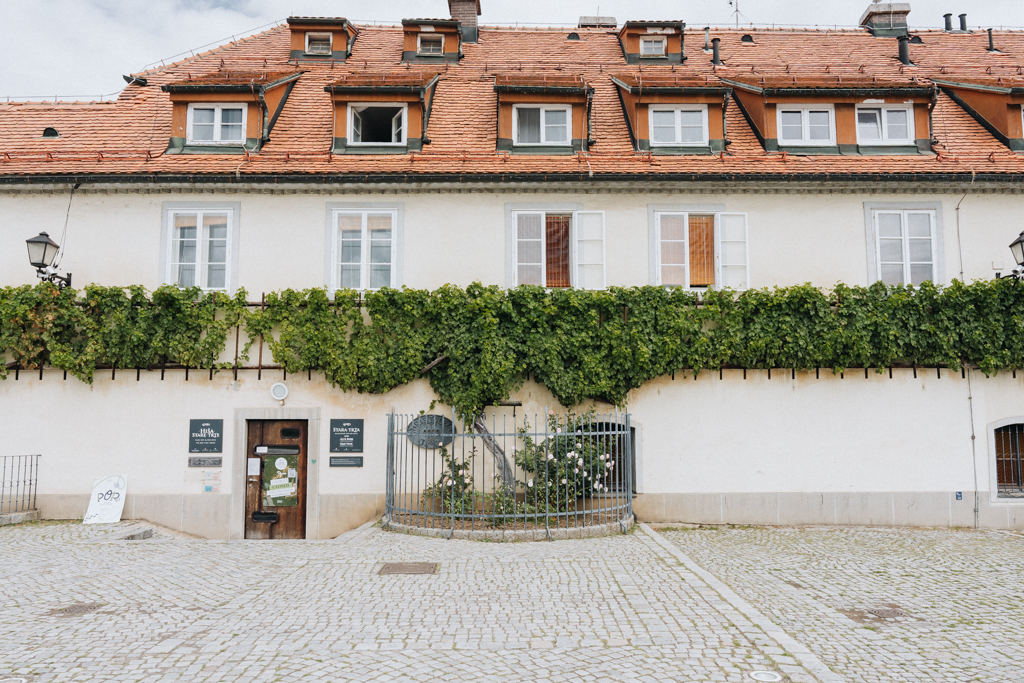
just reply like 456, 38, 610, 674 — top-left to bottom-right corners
4, 24, 1024, 181
328, 73, 440, 88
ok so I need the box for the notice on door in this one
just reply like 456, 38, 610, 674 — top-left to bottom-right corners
189, 419, 224, 453
262, 455, 298, 507
83, 475, 128, 524
330, 419, 364, 453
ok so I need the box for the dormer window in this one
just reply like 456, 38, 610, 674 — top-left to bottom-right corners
778, 105, 835, 145
640, 37, 667, 57
418, 34, 444, 55
305, 32, 332, 55
650, 105, 708, 146
856, 105, 914, 144
187, 104, 246, 144
349, 104, 407, 146
514, 105, 571, 146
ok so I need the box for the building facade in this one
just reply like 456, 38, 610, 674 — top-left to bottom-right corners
4, 1, 1024, 537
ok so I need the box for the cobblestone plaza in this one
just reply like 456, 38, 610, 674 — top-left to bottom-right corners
1, 521, 1022, 682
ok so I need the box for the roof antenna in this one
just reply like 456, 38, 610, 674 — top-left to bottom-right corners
729, 0, 740, 28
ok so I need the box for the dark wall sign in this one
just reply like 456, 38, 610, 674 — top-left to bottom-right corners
330, 456, 364, 468
330, 419, 364, 453
189, 420, 224, 453
188, 457, 223, 468
407, 415, 456, 449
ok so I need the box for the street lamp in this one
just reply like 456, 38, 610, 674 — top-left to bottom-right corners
25, 231, 72, 289
1010, 231, 1024, 270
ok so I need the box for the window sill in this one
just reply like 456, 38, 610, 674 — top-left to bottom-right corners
402, 50, 460, 63
332, 137, 423, 154
851, 144, 925, 155
165, 138, 256, 155
498, 138, 582, 154
647, 145, 713, 155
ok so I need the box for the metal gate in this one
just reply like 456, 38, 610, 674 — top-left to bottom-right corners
384, 410, 633, 539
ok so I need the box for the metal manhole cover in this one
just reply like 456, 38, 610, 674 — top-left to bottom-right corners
379, 562, 438, 575
749, 672, 783, 682
48, 602, 104, 617
868, 608, 907, 619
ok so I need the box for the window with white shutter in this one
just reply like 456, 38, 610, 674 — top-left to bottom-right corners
652, 211, 748, 290
718, 213, 749, 290
512, 211, 605, 289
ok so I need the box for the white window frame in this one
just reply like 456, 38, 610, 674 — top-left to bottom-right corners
348, 103, 408, 146
648, 105, 709, 147
872, 209, 937, 287
510, 210, 605, 289
186, 103, 247, 145
305, 32, 333, 55
512, 105, 573, 146
331, 208, 399, 291
640, 37, 667, 57
165, 209, 233, 292
776, 104, 836, 146
855, 104, 916, 145
652, 211, 749, 290
417, 33, 445, 55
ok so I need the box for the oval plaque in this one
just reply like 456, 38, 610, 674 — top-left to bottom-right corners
407, 415, 456, 449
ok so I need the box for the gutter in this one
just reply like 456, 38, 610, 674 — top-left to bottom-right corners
719, 78, 932, 98
931, 78, 1024, 95
493, 85, 589, 96
609, 76, 731, 97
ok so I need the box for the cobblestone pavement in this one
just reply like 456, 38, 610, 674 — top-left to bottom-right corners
0, 521, 1019, 682
662, 525, 1024, 683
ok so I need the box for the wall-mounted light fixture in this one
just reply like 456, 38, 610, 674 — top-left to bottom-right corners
25, 231, 72, 289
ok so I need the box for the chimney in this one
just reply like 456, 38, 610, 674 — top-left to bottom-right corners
448, 0, 480, 43
944, 13, 953, 31
578, 16, 617, 28
711, 37, 721, 65
898, 34, 911, 65
959, 13, 968, 32
859, 2, 912, 37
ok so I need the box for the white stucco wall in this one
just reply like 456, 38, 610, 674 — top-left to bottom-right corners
1, 185, 1018, 293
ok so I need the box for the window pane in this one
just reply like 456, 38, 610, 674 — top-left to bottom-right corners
641, 39, 665, 55
808, 111, 831, 140
370, 233, 392, 265
307, 36, 331, 54
661, 265, 687, 287
340, 232, 361, 263
517, 214, 542, 240
369, 265, 391, 289
660, 214, 687, 242
879, 239, 905, 263
910, 264, 933, 285
518, 264, 543, 286
544, 109, 568, 143
885, 109, 909, 140
206, 265, 226, 290
177, 265, 196, 288
192, 108, 215, 141
652, 110, 677, 143
220, 108, 244, 142
339, 265, 361, 289
907, 213, 931, 238
661, 240, 687, 265
173, 213, 197, 288
517, 108, 541, 144
780, 111, 803, 141
679, 110, 704, 143
877, 213, 903, 238
908, 238, 932, 262
420, 36, 443, 54
881, 263, 904, 286
517, 241, 542, 265
858, 110, 881, 141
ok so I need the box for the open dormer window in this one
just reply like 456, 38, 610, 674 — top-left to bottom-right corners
514, 105, 571, 146
640, 37, 667, 57
187, 104, 246, 144
418, 34, 444, 55
856, 105, 914, 144
349, 104, 407, 145
778, 105, 835, 145
305, 33, 332, 55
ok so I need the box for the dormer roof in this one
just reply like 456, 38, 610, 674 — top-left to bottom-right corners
161, 71, 302, 93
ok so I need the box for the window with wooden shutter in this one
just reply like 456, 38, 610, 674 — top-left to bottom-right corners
654, 212, 746, 290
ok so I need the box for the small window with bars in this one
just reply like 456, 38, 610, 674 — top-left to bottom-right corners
418, 34, 444, 55
874, 210, 935, 286
996, 423, 1024, 497
655, 212, 748, 290
333, 210, 396, 290
168, 211, 231, 290
640, 37, 667, 56
306, 33, 333, 55
514, 211, 604, 289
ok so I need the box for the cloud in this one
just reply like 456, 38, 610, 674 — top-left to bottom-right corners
3, 0, 1024, 98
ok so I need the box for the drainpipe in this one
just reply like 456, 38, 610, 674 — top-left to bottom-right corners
711, 37, 721, 65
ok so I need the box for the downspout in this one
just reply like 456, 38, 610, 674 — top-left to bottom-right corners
585, 86, 595, 152
251, 81, 266, 153
955, 173, 977, 527
722, 91, 731, 150
928, 82, 939, 153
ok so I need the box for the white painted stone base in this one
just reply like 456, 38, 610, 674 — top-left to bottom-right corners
0, 509, 39, 526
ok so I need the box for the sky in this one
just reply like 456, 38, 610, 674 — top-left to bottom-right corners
3, 0, 1024, 99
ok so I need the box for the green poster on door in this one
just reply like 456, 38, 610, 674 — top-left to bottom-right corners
262, 455, 298, 507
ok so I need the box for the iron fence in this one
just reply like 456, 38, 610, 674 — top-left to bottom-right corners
385, 410, 633, 539
1, 455, 40, 514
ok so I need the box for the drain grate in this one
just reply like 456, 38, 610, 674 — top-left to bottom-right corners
749, 672, 783, 682
48, 602, 104, 617
867, 607, 907, 619
379, 562, 438, 575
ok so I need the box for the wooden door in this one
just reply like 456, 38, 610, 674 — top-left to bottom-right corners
244, 420, 308, 539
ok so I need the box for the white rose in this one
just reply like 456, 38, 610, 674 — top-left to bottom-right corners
527, 479, 534, 488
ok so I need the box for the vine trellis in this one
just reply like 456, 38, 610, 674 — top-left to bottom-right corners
3, 279, 1024, 419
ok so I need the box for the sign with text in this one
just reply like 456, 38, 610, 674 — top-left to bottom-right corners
83, 475, 128, 525
189, 420, 223, 453
188, 457, 223, 468
330, 419, 364, 453
262, 455, 298, 507
330, 456, 364, 468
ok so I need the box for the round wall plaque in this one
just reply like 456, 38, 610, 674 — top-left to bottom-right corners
407, 415, 456, 449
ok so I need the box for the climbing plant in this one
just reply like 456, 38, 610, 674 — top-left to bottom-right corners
4, 279, 1024, 418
